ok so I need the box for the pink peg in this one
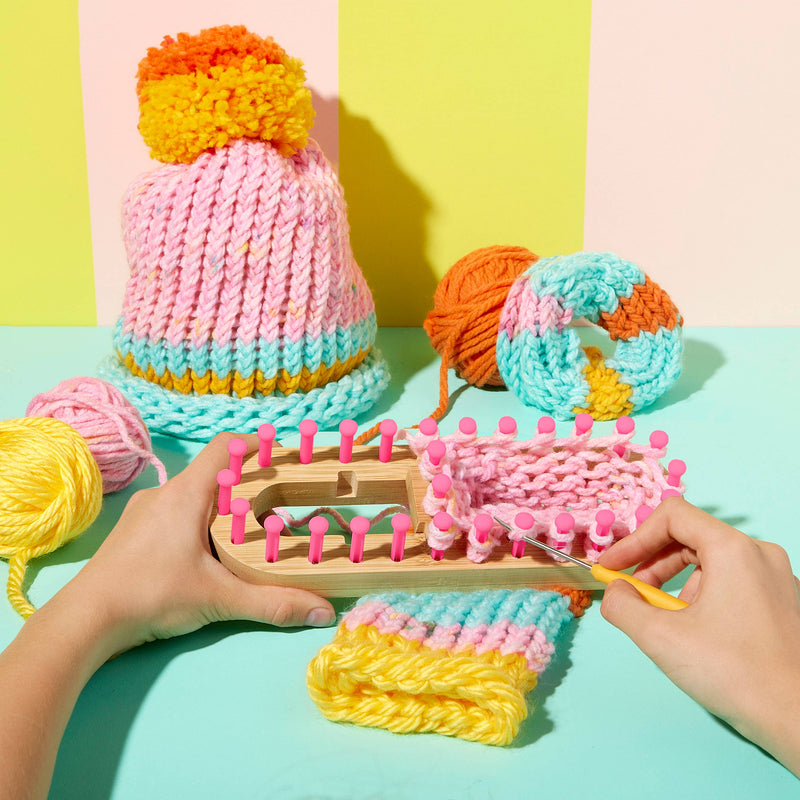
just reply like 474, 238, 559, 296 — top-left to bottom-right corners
537, 416, 556, 434
431, 511, 452, 561
378, 419, 398, 463
216, 468, 236, 516
574, 413, 593, 436
227, 438, 248, 482
427, 440, 446, 467
512, 511, 534, 558
667, 459, 686, 487
615, 416, 634, 435
661, 488, 681, 500
431, 474, 451, 499
649, 430, 669, 450
390, 513, 411, 562
613, 416, 635, 456
498, 416, 517, 436
308, 516, 328, 564
257, 424, 276, 468
230, 497, 250, 545
474, 513, 493, 544
418, 417, 438, 436
264, 515, 283, 562
554, 512, 575, 550
458, 417, 477, 436
349, 516, 369, 563
635, 505, 653, 527
595, 509, 615, 537
338, 419, 358, 463
299, 419, 318, 464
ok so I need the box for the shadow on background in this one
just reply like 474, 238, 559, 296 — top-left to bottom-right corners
573, 329, 726, 415
510, 613, 583, 748
332, 98, 438, 327
49, 622, 308, 800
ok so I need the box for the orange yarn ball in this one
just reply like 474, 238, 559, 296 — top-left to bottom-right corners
422, 246, 538, 420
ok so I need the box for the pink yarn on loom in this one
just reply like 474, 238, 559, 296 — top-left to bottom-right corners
26, 377, 167, 493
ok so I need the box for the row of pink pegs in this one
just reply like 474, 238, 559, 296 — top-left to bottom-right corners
428, 503, 662, 561
225, 508, 414, 565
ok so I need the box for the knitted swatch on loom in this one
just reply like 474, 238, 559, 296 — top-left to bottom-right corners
407, 420, 684, 564
101, 25, 388, 440
307, 589, 585, 746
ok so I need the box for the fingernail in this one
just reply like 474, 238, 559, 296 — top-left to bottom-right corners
305, 607, 335, 627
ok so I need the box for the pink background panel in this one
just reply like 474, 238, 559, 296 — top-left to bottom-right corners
584, 0, 800, 326
79, 0, 339, 326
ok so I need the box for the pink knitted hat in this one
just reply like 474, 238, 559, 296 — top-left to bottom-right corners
101, 25, 388, 440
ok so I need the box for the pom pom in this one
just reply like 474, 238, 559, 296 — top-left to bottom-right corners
26, 377, 167, 494
0, 417, 103, 618
136, 25, 315, 163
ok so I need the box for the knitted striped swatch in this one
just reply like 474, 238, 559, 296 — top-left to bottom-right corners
101, 26, 388, 440
496, 251, 683, 420
307, 589, 581, 746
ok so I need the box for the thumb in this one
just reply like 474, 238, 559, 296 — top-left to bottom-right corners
600, 578, 672, 651
217, 572, 336, 629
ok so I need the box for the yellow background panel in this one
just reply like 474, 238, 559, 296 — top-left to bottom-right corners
339, 0, 591, 325
0, 1, 95, 325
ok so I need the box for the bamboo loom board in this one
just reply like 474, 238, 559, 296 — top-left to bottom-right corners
209, 444, 605, 596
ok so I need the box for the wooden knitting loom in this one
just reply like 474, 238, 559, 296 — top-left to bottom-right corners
209, 443, 604, 596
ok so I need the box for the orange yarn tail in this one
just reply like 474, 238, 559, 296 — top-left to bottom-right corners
422, 245, 538, 425
356, 246, 537, 445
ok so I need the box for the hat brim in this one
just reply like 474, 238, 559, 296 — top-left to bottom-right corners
99, 350, 390, 442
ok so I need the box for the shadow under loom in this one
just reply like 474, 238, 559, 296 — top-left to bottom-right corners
510, 614, 583, 748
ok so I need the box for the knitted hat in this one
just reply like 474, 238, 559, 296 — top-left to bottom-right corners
307, 589, 587, 746
101, 26, 388, 440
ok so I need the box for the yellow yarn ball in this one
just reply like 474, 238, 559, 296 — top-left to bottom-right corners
0, 417, 102, 618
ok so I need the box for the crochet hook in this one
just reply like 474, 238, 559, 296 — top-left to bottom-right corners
492, 516, 688, 611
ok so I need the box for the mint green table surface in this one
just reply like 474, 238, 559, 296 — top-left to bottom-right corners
1, 326, 798, 798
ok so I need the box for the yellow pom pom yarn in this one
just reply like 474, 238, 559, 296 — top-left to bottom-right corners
0, 417, 102, 618
136, 26, 315, 163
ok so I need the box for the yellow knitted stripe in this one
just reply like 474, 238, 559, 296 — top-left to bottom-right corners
574, 345, 634, 420
121, 349, 369, 397
307, 624, 537, 746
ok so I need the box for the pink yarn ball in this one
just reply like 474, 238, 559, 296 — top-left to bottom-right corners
26, 377, 167, 494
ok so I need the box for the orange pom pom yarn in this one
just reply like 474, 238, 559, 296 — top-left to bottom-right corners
422, 245, 538, 422
136, 25, 315, 163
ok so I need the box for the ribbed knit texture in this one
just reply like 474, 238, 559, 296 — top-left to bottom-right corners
407, 420, 683, 563
496, 251, 683, 420
103, 26, 387, 440
307, 589, 577, 746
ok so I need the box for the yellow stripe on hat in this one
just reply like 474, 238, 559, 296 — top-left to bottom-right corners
121, 349, 370, 397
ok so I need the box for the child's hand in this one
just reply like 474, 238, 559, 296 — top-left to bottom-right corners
599, 498, 800, 776
69, 432, 335, 656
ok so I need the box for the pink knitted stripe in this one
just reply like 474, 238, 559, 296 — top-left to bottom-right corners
190, 146, 239, 350
166, 151, 223, 348
343, 601, 552, 673
282, 149, 319, 345
214, 141, 265, 348
516, 284, 573, 335
146, 166, 200, 343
